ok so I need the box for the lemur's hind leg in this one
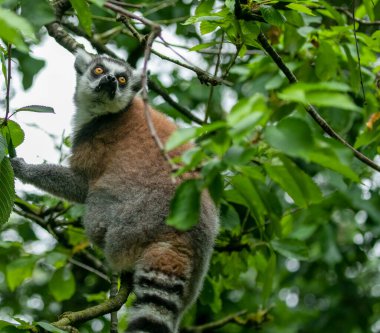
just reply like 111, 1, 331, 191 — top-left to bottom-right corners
126, 237, 193, 333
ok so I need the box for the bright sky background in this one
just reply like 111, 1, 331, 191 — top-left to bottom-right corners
6, 37, 76, 164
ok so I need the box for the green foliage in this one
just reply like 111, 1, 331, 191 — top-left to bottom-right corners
6, 256, 37, 291
0, 157, 14, 224
0, 7, 36, 52
49, 267, 76, 301
1, 0, 380, 332
167, 179, 201, 231
69, 0, 93, 36
15, 105, 55, 114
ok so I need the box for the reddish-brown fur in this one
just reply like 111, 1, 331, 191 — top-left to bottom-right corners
70, 97, 181, 184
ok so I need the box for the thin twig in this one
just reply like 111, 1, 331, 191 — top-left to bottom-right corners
182, 310, 247, 333
104, 1, 157, 27
4, 43, 12, 123
69, 258, 110, 282
223, 44, 242, 79
158, 36, 231, 86
117, 15, 143, 42
110, 273, 119, 333
351, 0, 366, 104
204, 32, 224, 122
257, 31, 380, 172
141, 29, 179, 178
334, 6, 380, 26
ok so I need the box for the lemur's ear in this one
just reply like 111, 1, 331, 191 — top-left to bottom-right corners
130, 69, 144, 93
74, 48, 94, 75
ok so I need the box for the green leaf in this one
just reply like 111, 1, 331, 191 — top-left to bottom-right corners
200, 20, 219, 35
240, 21, 260, 47
88, 0, 107, 7
231, 175, 267, 224
308, 149, 359, 182
13, 51, 45, 90
260, 5, 286, 26
315, 41, 338, 81
264, 117, 359, 181
0, 8, 36, 52
278, 83, 360, 111
262, 253, 276, 303
312, 92, 359, 111
286, 3, 315, 16
166, 122, 225, 151
0, 134, 6, 161
271, 238, 309, 261
49, 267, 76, 301
195, 0, 215, 15
0, 321, 13, 329
363, 0, 375, 21
166, 179, 201, 231
20, 0, 55, 29
264, 117, 314, 158
183, 15, 223, 25
0, 50, 7, 87
69, 0, 92, 36
16, 105, 55, 114
6, 256, 37, 291
227, 93, 268, 140
189, 42, 217, 51
0, 158, 15, 225
165, 128, 198, 151
200, 277, 222, 313
0, 120, 25, 149
265, 157, 322, 207
220, 204, 240, 231
36, 322, 67, 333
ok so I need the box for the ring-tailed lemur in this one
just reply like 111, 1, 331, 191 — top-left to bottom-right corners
11, 49, 219, 333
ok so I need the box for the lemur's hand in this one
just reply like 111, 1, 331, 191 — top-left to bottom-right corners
10, 157, 27, 178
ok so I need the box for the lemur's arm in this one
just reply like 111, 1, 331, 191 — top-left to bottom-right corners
11, 158, 88, 203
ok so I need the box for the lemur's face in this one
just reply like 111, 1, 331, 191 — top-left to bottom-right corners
74, 49, 141, 117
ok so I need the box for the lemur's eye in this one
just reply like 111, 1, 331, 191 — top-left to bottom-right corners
94, 67, 104, 75
118, 76, 126, 85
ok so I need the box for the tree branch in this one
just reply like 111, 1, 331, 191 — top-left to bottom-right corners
334, 6, 380, 26
181, 308, 271, 332
52, 273, 132, 329
148, 80, 204, 125
257, 32, 380, 173
181, 311, 247, 333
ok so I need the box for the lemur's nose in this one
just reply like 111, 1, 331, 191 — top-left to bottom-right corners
106, 74, 116, 82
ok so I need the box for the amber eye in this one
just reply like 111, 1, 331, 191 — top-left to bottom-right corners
118, 76, 126, 85
94, 67, 104, 75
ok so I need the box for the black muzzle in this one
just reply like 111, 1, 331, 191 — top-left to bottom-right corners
95, 74, 117, 99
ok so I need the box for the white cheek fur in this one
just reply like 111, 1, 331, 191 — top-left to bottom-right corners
73, 64, 137, 133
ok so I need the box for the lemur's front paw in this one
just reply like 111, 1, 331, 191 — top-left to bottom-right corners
10, 157, 27, 177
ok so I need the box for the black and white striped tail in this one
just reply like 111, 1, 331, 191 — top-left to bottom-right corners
126, 269, 187, 333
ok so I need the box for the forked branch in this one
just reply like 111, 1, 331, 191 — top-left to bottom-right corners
52, 274, 132, 330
